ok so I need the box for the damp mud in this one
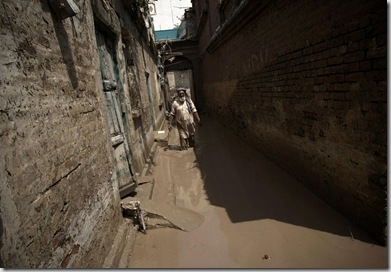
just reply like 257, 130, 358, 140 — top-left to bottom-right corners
128, 115, 387, 269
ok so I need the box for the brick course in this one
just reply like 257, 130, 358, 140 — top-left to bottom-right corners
199, 0, 386, 243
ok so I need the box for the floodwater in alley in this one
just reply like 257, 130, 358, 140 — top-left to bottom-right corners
128, 115, 387, 269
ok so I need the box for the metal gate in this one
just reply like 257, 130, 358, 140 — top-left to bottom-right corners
96, 27, 137, 197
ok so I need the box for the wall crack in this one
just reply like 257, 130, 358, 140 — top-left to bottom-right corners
42, 163, 81, 194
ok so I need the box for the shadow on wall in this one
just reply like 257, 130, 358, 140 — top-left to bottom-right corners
193, 115, 379, 245
42, 1, 79, 89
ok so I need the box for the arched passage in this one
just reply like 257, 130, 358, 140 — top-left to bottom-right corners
158, 39, 203, 111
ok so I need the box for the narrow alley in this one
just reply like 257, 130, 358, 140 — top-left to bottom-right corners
127, 115, 387, 269
0, 0, 387, 268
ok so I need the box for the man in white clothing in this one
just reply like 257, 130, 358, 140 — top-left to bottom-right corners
168, 88, 202, 150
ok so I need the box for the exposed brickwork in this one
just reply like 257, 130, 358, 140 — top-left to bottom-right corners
198, 0, 386, 243
0, 0, 164, 267
117, 17, 165, 173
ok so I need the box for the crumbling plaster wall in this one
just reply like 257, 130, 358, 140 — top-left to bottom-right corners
111, 0, 166, 173
0, 0, 122, 267
121, 36, 163, 172
199, 0, 386, 243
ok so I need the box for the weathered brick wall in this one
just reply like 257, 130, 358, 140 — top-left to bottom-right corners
122, 35, 164, 172
111, 0, 166, 174
0, 0, 129, 267
200, 0, 386, 243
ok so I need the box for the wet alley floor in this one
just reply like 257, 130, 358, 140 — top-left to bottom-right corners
127, 114, 387, 269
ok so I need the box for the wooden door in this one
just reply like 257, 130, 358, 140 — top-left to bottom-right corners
96, 27, 137, 197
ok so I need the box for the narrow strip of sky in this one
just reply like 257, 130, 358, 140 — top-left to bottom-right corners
150, 0, 192, 30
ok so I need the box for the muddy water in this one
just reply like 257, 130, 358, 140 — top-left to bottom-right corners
128, 115, 387, 269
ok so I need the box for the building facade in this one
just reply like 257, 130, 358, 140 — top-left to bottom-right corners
192, 0, 387, 244
0, 0, 165, 267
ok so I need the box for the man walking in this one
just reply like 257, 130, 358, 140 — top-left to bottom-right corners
168, 88, 202, 150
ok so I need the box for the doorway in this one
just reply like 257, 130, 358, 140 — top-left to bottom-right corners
95, 25, 137, 197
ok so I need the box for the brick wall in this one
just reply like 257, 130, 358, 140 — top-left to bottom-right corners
117, 19, 165, 173
199, 0, 386, 243
0, 0, 123, 267
0, 0, 164, 267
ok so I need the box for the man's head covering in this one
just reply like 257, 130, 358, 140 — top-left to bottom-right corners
177, 87, 186, 93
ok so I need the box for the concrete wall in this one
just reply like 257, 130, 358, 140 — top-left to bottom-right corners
196, 0, 387, 243
0, 0, 163, 267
